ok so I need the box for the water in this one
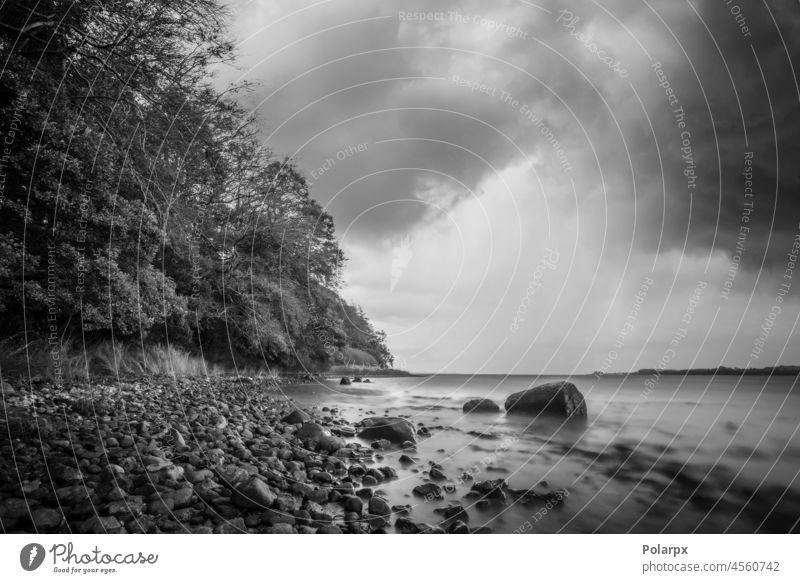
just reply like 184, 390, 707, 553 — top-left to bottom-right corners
283, 374, 800, 533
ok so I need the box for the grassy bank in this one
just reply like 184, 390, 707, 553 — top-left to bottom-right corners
0, 339, 408, 383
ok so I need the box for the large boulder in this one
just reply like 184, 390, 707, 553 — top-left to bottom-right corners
340, 377, 352, 385
357, 417, 416, 444
462, 398, 500, 413
504, 381, 587, 418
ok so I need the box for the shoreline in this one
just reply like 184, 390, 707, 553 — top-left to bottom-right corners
0, 376, 559, 534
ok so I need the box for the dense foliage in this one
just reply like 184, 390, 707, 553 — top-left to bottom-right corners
0, 0, 392, 370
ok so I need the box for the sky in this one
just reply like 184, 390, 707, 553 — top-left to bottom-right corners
219, 0, 800, 374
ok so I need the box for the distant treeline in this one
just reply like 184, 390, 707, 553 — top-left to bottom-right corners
0, 1, 392, 371
632, 366, 800, 376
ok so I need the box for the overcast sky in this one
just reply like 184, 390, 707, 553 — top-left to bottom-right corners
220, 0, 800, 374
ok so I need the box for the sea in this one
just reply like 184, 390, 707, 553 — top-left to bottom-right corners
284, 373, 800, 533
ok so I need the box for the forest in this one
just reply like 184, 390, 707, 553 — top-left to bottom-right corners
0, 0, 393, 377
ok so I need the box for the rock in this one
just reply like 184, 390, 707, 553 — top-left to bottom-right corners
230, 476, 276, 510
343, 496, 363, 514
317, 524, 343, 533
185, 468, 213, 483
169, 427, 188, 449
504, 381, 587, 418
448, 520, 470, 534
80, 516, 124, 533
398, 454, 415, 465
362, 475, 379, 487
266, 523, 295, 534
395, 517, 427, 534
412, 483, 443, 500
296, 422, 344, 453
30, 507, 63, 531
429, 467, 447, 481
392, 504, 412, 515
368, 496, 391, 517
371, 439, 392, 450
214, 517, 247, 533
462, 398, 501, 413
357, 417, 416, 444
470, 479, 507, 501
435, 504, 469, 523
262, 508, 295, 526
2, 498, 31, 519
340, 377, 351, 386
281, 409, 311, 425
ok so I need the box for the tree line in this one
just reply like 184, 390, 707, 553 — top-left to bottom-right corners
0, 0, 393, 371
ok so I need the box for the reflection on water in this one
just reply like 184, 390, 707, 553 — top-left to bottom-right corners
281, 373, 800, 533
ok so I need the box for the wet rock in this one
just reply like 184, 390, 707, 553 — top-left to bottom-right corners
504, 381, 587, 418
30, 507, 64, 531
398, 454, 415, 465
462, 398, 501, 413
80, 515, 124, 534
339, 377, 352, 386
412, 483, 443, 500
357, 417, 416, 444
430, 467, 447, 481
281, 409, 311, 425
317, 524, 343, 533
368, 496, 391, 517
448, 520, 470, 533
230, 476, 276, 510
469, 479, 508, 502
395, 517, 428, 534
343, 496, 363, 515
435, 504, 469, 523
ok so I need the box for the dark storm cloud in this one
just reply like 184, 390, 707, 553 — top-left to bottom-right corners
226, 0, 799, 266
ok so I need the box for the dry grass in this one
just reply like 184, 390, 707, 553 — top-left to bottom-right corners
0, 338, 222, 382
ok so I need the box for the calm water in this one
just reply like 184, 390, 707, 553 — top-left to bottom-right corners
283, 374, 800, 533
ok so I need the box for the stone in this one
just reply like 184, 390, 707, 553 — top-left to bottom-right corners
30, 507, 63, 531
295, 422, 344, 453
169, 428, 188, 449
470, 479, 507, 501
261, 508, 295, 526
80, 515, 124, 533
435, 504, 469, 523
368, 496, 391, 517
185, 468, 213, 483
214, 517, 247, 533
357, 417, 416, 444
398, 454, 415, 465
395, 517, 427, 534
343, 496, 363, 514
430, 467, 447, 481
462, 398, 501, 413
266, 523, 295, 534
412, 483, 443, 500
230, 476, 276, 510
281, 409, 311, 425
2, 498, 31, 519
504, 381, 587, 418
339, 377, 351, 385
317, 524, 343, 533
